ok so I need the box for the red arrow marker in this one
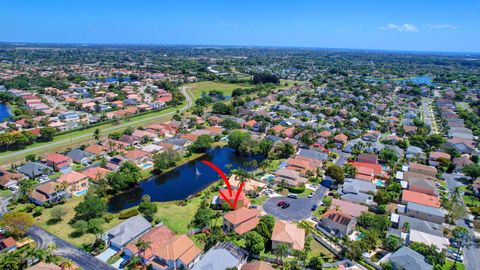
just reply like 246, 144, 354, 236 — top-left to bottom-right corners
200, 160, 245, 209
201, 160, 232, 196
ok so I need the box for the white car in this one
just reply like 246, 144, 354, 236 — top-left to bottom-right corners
308, 193, 314, 198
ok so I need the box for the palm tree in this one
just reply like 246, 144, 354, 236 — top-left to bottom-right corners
60, 259, 75, 270
274, 243, 290, 264
93, 128, 101, 144
135, 239, 152, 268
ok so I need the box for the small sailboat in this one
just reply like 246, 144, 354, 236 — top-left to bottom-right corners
195, 168, 201, 177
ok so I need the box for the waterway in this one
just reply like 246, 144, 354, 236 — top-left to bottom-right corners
108, 147, 263, 212
0, 103, 12, 121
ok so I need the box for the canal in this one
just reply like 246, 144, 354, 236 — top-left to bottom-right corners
108, 147, 263, 212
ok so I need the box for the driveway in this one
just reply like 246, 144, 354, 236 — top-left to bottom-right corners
263, 186, 328, 221
443, 173, 469, 193
332, 150, 350, 166
28, 226, 116, 270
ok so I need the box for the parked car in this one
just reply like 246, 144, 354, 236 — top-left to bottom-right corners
119, 259, 130, 268
249, 205, 258, 209
308, 193, 314, 198
281, 202, 290, 209
311, 204, 318, 211
287, 194, 298, 199
277, 201, 286, 207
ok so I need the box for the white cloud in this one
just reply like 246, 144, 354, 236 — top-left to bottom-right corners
426, 24, 459, 30
379, 23, 419, 32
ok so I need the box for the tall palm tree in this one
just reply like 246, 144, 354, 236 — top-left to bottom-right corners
135, 239, 152, 268
93, 128, 101, 144
274, 243, 290, 264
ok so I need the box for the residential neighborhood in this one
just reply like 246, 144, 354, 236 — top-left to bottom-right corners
0, 23, 480, 270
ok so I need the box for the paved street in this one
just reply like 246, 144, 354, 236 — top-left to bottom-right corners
443, 173, 480, 270
28, 226, 116, 270
263, 186, 328, 220
455, 219, 480, 270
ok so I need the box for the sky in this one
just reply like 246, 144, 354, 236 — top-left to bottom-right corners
1, 0, 479, 52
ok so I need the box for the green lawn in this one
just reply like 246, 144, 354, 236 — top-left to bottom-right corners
442, 259, 465, 270
463, 195, 480, 208
0, 189, 12, 197
35, 196, 125, 247
184, 81, 249, 99
308, 238, 336, 261
153, 195, 206, 234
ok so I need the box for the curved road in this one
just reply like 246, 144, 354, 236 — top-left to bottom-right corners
0, 87, 194, 164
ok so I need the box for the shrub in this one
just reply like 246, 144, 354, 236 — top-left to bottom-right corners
288, 186, 306, 194
119, 208, 139, 219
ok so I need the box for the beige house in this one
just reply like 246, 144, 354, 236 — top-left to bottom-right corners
271, 220, 305, 251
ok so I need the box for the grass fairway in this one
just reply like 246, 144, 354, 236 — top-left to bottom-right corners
35, 196, 124, 247
184, 81, 249, 99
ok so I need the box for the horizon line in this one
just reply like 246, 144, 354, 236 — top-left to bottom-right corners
1, 40, 480, 56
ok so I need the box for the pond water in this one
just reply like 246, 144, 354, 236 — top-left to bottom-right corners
0, 103, 12, 121
108, 147, 263, 212
365, 75, 436, 86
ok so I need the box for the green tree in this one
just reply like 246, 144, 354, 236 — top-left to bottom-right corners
138, 195, 158, 221
39, 127, 57, 142
228, 130, 250, 150
326, 165, 345, 185
255, 215, 275, 240
379, 148, 398, 164
153, 149, 181, 171
189, 134, 214, 153
0, 212, 34, 237
245, 231, 265, 255
50, 206, 67, 222
192, 206, 214, 229
384, 235, 402, 251
87, 218, 105, 240
462, 164, 480, 179
105, 161, 141, 191
212, 102, 231, 115
74, 193, 107, 221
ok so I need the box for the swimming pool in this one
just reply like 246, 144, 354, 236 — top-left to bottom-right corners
375, 180, 386, 187
142, 163, 153, 170
74, 189, 88, 196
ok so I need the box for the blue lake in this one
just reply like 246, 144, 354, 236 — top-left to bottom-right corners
108, 147, 263, 212
0, 103, 12, 121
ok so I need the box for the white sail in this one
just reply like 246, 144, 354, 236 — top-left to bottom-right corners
196, 168, 201, 176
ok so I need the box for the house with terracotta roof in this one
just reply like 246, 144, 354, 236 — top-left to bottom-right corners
228, 174, 266, 195
401, 190, 441, 208
285, 155, 322, 176
403, 172, 438, 196
271, 220, 305, 251
428, 152, 451, 167
242, 261, 275, 270
409, 163, 437, 177
329, 199, 368, 218
57, 171, 89, 196
350, 161, 387, 181
81, 167, 111, 181
84, 144, 107, 156
320, 210, 356, 236
223, 207, 261, 235
0, 237, 17, 253
123, 149, 149, 165
334, 133, 348, 147
0, 169, 24, 189
357, 153, 378, 164
273, 168, 308, 187
125, 225, 202, 270
218, 189, 250, 210
269, 124, 286, 134
44, 153, 72, 171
